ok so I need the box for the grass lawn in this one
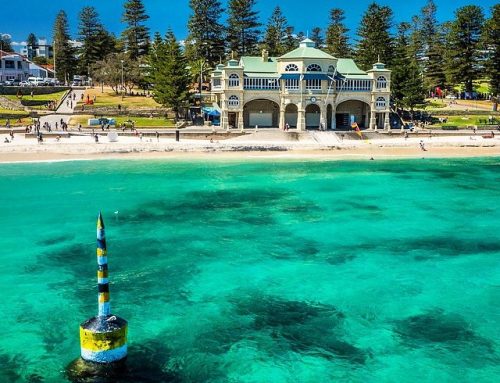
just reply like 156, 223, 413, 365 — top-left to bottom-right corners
430, 115, 499, 128
423, 99, 447, 109
4, 90, 68, 110
80, 87, 161, 109
0, 110, 32, 126
69, 115, 175, 128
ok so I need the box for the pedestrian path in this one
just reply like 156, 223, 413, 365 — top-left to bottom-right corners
39, 88, 86, 127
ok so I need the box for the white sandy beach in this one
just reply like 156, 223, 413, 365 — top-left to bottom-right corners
0, 130, 499, 163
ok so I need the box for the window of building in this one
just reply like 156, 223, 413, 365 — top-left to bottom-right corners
327, 65, 335, 74
228, 74, 240, 87
285, 64, 298, 72
244, 77, 279, 90
17, 61, 22, 69
285, 78, 299, 90
306, 79, 322, 90
5, 60, 15, 69
306, 64, 322, 72
213, 78, 221, 88
337, 79, 372, 91
376, 97, 386, 109
228, 95, 239, 107
376, 76, 387, 89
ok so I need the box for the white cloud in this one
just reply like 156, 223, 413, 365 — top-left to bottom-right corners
11, 41, 26, 46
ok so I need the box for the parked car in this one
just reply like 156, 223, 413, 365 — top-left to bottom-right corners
19, 81, 31, 87
445, 94, 457, 100
4, 80, 14, 86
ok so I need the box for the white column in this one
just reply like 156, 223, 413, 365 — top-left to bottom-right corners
221, 110, 228, 130
297, 108, 306, 131
279, 109, 285, 130
369, 111, 377, 130
384, 111, 390, 130
237, 111, 244, 130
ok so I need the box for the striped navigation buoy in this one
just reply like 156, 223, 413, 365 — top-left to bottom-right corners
79, 212, 128, 364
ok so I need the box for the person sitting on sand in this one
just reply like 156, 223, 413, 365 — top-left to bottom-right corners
4, 137, 9, 143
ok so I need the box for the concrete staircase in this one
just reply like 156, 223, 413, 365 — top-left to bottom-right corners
309, 131, 341, 146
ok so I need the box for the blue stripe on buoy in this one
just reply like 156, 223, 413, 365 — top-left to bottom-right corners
81, 344, 127, 363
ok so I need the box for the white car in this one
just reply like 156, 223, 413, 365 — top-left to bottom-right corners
445, 94, 457, 100
19, 81, 31, 87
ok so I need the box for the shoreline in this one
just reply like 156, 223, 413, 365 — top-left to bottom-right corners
0, 146, 499, 164
0, 133, 499, 163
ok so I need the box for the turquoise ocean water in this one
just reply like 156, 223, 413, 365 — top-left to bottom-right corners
0, 158, 499, 382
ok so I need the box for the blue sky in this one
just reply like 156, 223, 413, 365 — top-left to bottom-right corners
2, 0, 497, 46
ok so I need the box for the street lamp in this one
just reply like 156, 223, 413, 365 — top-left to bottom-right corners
121, 60, 124, 100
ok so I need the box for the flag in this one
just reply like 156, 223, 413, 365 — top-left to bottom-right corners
351, 122, 363, 138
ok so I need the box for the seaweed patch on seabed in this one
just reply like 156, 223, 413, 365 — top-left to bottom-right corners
36, 233, 75, 247
126, 188, 290, 225
394, 309, 497, 365
406, 237, 500, 260
229, 294, 368, 364
0, 352, 30, 382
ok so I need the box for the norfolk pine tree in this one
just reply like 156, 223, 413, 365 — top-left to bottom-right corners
310, 27, 323, 48
53, 11, 76, 83
149, 31, 190, 119
227, 0, 261, 56
26, 33, 37, 60
356, 2, 394, 70
122, 0, 150, 59
186, 0, 226, 65
445, 5, 485, 94
262, 6, 288, 56
78, 7, 118, 74
325, 9, 350, 57
483, 4, 500, 97
391, 23, 425, 115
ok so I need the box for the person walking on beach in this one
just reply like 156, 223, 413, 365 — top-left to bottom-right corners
94, 134, 99, 143
155, 131, 160, 142
419, 140, 427, 151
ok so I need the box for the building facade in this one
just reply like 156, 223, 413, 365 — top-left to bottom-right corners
0, 50, 30, 82
20, 39, 54, 60
211, 39, 391, 131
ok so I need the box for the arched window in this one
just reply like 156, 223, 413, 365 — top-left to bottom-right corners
327, 65, 335, 74
227, 95, 239, 107
285, 64, 298, 72
228, 74, 240, 87
306, 64, 322, 72
376, 97, 386, 109
376, 76, 387, 89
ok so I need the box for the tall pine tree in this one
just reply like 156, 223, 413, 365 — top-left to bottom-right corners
445, 5, 485, 93
149, 30, 191, 119
26, 33, 37, 60
185, 0, 225, 65
483, 4, 500, 97
53, 11, 76, 83
356, 2, 394, 69
227, 0, 261, 56
325, 8, 350, 57
391, 22, 425, 112
262, 6, 288, 56
425, 25, 447, 93
122, 0, 150, 59
78, 7, 117, 74
310, 27, 323, 48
